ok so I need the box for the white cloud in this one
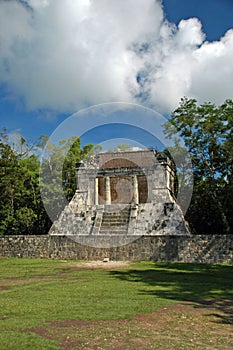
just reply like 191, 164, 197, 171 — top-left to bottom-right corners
139, 18, 233, 112
176, 18, 205, 47
191, 29, 233, 104
0, 0, 233, 114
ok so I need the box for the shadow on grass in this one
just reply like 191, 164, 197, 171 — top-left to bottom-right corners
110, 262, 233, 324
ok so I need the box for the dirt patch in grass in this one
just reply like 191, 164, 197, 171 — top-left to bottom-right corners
0, 285, 11, 290
62, 260, 132, 270
0, 261, 130, 289
25, 300, 233, 350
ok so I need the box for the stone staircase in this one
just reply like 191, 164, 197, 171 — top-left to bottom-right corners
99, 205, 130, 235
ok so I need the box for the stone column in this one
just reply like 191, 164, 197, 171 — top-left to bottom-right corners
132, 175, 139, 204
166, 165, 172, 191
105, 176, 111, 205
95, 177, 99, 205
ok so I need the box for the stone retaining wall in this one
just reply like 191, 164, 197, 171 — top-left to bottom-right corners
0, 235, 232, 263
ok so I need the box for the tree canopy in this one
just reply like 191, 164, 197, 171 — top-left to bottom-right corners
164, 97, 233, 234
0, 131, 95, 235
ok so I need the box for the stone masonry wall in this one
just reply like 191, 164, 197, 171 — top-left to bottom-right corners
0, 235, 232, 263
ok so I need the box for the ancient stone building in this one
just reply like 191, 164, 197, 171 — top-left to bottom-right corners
49, 150, 191, 236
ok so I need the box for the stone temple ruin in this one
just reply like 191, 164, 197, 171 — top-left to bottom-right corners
49, 150, 190, 237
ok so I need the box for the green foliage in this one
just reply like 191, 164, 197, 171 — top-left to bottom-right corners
62, 137, 94, 201
0, 130, 96, 235
0, 130, 44, 235
164, 97, 233, 233
40, 136, 95, 223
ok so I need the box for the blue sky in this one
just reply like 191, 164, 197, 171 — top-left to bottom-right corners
0, 0, 233, 149
163, 0, 233, 41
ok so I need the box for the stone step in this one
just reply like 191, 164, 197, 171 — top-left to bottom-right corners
103, 212, 129, 216
101, 219, 129, 225
99, 229, 128, 234
101, 224, 128, 228
100, 223, 129, 230
104, 205, 130, 210
101, 218, 129, 223
104, 209, 130, 214
103, 210, 130, 215
103, 212, 130, 217
100, 226, 127, 231
102, 217, 129, 222
102, 215, 129, 221
99, 207, 130, 234
102, 221, 129, 224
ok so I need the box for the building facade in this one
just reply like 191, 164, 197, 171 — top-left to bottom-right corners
49, 150, 191, 236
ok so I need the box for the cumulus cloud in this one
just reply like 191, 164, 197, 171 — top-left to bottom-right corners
0, 0, 233, 114
146, 18, 233, 111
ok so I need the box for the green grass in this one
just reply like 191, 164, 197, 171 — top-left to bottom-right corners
0, 332, 57, 350
113, 261, 233, 300
0, 259, 232, 349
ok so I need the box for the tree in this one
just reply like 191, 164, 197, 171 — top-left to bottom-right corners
0, 130, 96, 235
40, 136, 95, 221
0, 136, 45, 235
164, 97, 233, 234
62, 137, 94, 201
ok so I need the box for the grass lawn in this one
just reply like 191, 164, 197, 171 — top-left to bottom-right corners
0, 258, 232, 349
